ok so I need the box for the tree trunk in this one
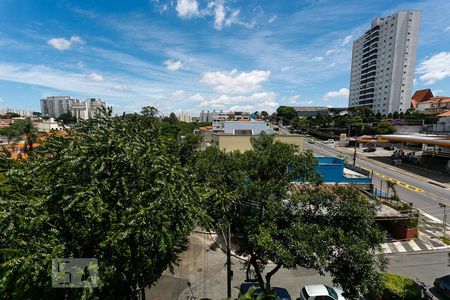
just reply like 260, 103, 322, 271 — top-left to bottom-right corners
265, 264, 281, 293
250, 255, 265, 292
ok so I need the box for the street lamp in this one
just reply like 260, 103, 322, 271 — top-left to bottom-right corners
439, 203, 447, 237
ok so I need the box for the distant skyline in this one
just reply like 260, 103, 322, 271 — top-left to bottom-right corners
0, 0, 450, 116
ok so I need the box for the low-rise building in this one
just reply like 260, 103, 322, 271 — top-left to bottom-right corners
211, 133, 304, 152
223, 120, 274, 135
415, 96, 450, 115
411, 89, 433, 109
36, 118, 64, 132
294, 106, 329, 118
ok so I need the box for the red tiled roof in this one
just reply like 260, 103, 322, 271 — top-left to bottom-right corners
411, 89, 433, 108
437, 110, 450, 117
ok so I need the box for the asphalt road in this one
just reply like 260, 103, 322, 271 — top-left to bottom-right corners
304, 141, 450, 220
147, 232, 450, 300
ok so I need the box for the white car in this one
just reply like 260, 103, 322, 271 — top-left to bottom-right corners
323, 139, 335, 145
299, 284, 346, 300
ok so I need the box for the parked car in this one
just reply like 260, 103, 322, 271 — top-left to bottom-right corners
299, 284, 346, 300
383, 146, 395, 150
434, 274, 450, 298
308, 139, 315, 144
363, 148, 376, 152
323, 139, 335, 145
238, 282, 292, 299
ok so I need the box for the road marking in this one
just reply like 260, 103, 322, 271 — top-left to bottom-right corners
408, 240, 422, 251
381, 243, 392, 254
393, 241, 407, 253
373, 171, 424, 193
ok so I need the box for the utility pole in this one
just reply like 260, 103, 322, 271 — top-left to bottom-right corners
439, 203, 447, 237
353, 138, 358, 167
226, 224, 232, 299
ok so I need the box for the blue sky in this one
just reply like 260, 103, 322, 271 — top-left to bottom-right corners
0, 0, 450, 116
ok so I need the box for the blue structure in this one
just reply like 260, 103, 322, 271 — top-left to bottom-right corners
315, 157, 372, 184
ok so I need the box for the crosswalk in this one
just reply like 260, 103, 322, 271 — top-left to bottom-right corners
381, 234, 448, 254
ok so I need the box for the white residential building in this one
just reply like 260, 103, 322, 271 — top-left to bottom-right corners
40, 96, 80, 118
212, 112, 229, 132
178, 112, 191, 123
348, 10, 420, 114
70, 98, 106, 120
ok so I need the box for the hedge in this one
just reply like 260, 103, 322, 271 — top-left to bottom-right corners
379, 273, 421, 300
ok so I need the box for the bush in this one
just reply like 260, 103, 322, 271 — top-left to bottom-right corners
379, 273, 421, 300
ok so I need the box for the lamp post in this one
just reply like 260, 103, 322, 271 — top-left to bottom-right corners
439, 203, 447, 237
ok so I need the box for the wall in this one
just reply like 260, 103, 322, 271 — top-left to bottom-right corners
223, 121, 273, 135
211, 134, 304, 152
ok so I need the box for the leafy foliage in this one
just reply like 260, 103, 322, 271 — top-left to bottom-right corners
371, 273, 421, 300
192, 134, 385, 298
0, 109, 201, 299
276, 106, 297, 121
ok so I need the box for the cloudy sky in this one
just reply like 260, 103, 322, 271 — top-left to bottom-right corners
0, 0, 449, 116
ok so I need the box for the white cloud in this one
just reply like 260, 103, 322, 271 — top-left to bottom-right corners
341, 35, 353, 46
88, 72, 104, 81
312, 56, 324, 62
0, 97, 4, 102
268, 15, 277, 23
329, 62, 336, 67
176, 0, 199, 18
47, 35, 85, 51
200, 92, 278, 112
325, 49, 336, 56
324, 88, 349, 100
416, 52, 450, 84
445, 26, 450, 32
299, 100, 314, 105
433, 89, 444, 95
170, 90, 184, 97
188, 93, 204, 102
214, 2, 226, 30
112, 84, 130, 91
281, 66, 291, 72
164, 59, 183, 71
413, 78, 417, 85
200, 69, 270, 94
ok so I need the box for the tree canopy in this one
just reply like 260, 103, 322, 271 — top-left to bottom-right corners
276, 106, 297, 122
191, 134, 386, 298
0, 109, 201, 299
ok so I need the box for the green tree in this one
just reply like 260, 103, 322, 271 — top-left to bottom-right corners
192, 135, 385, 298
0, 109, 200, 299
376, 121, 396, 134
0, 119, 38, 152
141, 106, 158, 118
260, 111, 269, 119
56, 112, 77, 124
276, 106, 297, 122
392, 111, 399, 119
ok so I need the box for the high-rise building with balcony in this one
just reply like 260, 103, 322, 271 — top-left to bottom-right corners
40, 96, 79, 118
348, 10, 420, 114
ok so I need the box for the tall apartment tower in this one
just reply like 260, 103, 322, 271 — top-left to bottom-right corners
348, 10, 420, 114
40, 96, 79, 118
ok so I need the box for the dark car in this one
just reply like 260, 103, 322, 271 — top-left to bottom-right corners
273, 287, 292, 300
363, 148, 376, 152
238, 282, 292, 299
434, 274, 450, 298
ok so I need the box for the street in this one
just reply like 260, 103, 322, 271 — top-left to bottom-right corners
146, 232, 450, 300
304, 141, 450, 220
